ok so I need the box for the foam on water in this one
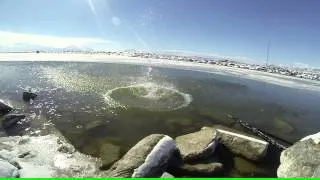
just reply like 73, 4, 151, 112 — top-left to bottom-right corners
103, 82, 192, 111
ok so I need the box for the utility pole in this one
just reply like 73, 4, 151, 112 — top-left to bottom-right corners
266, 41, 271, 67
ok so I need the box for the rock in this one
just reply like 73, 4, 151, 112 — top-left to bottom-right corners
0, 101, 12, 116
22, 91, 37, 102
0, 134, 100, 177
57, 144, 75, 154
99, 142, 121, 170
161, 172, 174, 178
215, 125, 269, 161
104, 134, 176, 177
178, 162, 223, 176
272, 117, 294, 134
277, 132, 320, 177
0, 159, 19, 177
2, 114, 25, 129
175, 127, 218, 162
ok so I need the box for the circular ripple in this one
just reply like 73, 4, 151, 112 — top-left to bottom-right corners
104, 83, 192, 111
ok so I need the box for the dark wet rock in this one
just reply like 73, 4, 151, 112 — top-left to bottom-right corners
57, 144, 75, 154
99, 142, 121, 170
161, 172, 175, 178
214, 125, 269, 161
0, 101, 12, 116
0, 159, 19, 177
277, 132, 320, 177
18, 151, 35, 159
176, 162, 223, 176
103, 134, 176, 177
175, 127, 218, 162
2, 114, 25, 129
22, 91, 37, 102
272, 117, 294, 134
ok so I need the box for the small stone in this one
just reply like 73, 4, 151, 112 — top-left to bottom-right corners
18, 151, 35, 159
57, 144, 75, 154
22, 91, 37, 102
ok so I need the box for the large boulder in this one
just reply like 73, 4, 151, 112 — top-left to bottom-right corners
277, 132, 320, 177
175, 127, 218, 162
0, 101, 12, 116
0, 134, 101, 177
2, 114, 25, 129
0, 159, 19, 177
103, 134, 176, 177
214, 125, 269, 161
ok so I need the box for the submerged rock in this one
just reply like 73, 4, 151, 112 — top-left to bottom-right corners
0, 101, 12, 116
175, 127, 218, 162
99, 142, 121, 170
272, 117, 294, 134
0, 159, 19, 177
215, 125, 269, 161
0, 134, 100, 177
2, 114, 25, 129
103, 134, 176, 177
176, 162, 223, 177
22, 91, 37, 102
277, 132, 320, 177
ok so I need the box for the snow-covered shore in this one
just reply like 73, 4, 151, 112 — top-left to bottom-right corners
1, 53, 320, 92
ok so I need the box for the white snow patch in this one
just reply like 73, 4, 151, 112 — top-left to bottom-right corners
132, 135, 176, 177
0, 135, 100, 177
300, 132, 320, 144
217, 129, 268, 145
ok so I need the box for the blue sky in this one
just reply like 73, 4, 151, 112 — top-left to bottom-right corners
0, 0, 319, 66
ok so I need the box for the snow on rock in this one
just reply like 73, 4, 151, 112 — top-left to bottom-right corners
0, 134, 101, 177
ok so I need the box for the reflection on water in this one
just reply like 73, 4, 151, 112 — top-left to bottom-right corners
1, 61, 320, 177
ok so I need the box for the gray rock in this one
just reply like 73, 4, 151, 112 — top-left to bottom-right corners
177, 162, 223, 176
104, 134, 176, 177
277, 132, 320, 177
175, 127, 218, 162
161, 172, 174, 178
0, 159, 19, 177
22, 91, 37, 102
99, 142, 121, 170
214, 125, 269, 161
2, 114, 25, 129
0, 101, 12, 116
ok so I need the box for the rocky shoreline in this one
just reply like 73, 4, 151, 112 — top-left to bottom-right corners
1, 96, 319, 177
